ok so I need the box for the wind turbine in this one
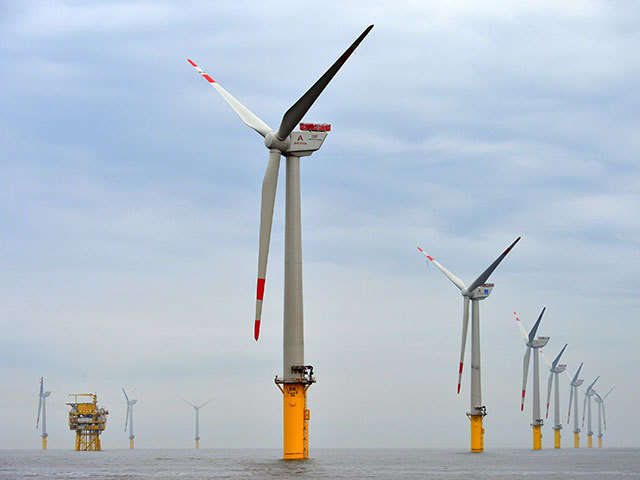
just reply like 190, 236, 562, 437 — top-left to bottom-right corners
514, 308, 549, 450
417, 237, 520, 452
180, 397, 214, 449
36, 377, 51, 450
544, 343, 568, 448
594, 386, 614, 448
567, 362, 584, 447
122, 388, 137, 449
581, 376, 599, 448
188, 25, 373, 460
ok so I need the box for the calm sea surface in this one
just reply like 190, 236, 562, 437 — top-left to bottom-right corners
1, 448, 638, 479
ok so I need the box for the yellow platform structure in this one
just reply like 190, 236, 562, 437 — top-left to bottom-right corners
67, 394, 109, 451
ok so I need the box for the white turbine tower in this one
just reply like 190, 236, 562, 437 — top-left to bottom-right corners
544, 343, 568, 448
514, 308, 549, 450
122, 388, 137, 449
594, 386, 614, 448
180, 397, 214, 449
36, 377, 51, 450
567, 362, 584, 448
581, 376, 599, 448
418, 237, 521, 452
188, 25, 373, 460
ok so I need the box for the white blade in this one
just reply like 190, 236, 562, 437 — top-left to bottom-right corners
571, 362, 584, 385
602, 402, 607, 430
521, 346, 532, 411
567, 386, 574, 424
581, 392, 588, 427
513, 311, 528, 341
551, 343, 568, 369
417, 247, 465, 291
539, 349, 552, 369
528, 307, 545, 344
465, 237, 521, 294
254, 150, 281, 341
198, 397, 215, 409
122, 387, 130, 403
36, 396, 42, 430
603, 386, 615, 401
179, 396, 196, 408
188, 59, 272, 138
276, 25, 374, 140
125, 404, 130, 431
545, 371, 553, 419
457, 297, 470, 394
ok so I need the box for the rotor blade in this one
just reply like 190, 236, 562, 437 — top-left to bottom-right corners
36, 396, 42, 429
457, 297, 470, 394
122, 387, 130, 403
588, 376, 600, 392
275, 25, 374, 140
178, 396, 196, 408
513, 311, 528, 341
545, 371, 553, 419
602, 402, 607, 430
571, 362, 584, 385
603, 386, 615, 400
199, 397, 215, 409
528, 307, 546, 344
254, 150, 281, 340
581, 392, 588, 427
539, 349, 552, 369
417, 247, 465, 291
465, 237, 521, 294
521, 345, 532, 411
551, 343, 568, 369
125, 404, 130, 431
567, 386, 574, 424
39, 377, 43, 396
188, 59, 272, 137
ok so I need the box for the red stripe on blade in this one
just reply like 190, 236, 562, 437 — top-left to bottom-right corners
202, 74, 215, 83
459, 362, 464, 374
457, 383, 461, 394
187, 59, 197, 67
254, 320, 261, 341
256, 278, 265, 300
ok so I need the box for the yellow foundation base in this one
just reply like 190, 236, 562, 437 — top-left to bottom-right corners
588, 434, 593, 448
42, 436, 47, 450
554, 429, 561, 449
470, 415, 484, 452
598, 436, 602, 448
195, 439, 199, 449
129, 438, 134, 449
533, 425, 542, 450
281, 383, 310, 460
574, 432, 580, 448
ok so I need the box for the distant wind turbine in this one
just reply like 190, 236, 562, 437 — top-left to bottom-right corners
418, 237, 520, 452
36, 377, 51, 450
581, 376, 599, 448
180, 397, 214, 449
544, 344, 568, 448
514, 308, 549, 450
594, 386, 614, 448
567, 362, 584, 448
122, 388, 137, 449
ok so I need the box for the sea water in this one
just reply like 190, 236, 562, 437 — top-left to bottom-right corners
1, 448, 638, 479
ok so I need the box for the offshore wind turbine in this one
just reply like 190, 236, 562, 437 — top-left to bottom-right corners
544, 343, 568, 448
514, 308, 549, 450
36, 377, 51, 450
188, 25, 373, 460
418, 237, 520, 452
594, 386, 614, 448
180, 397, 214, 449
122, 388, 137, 449
567, 362, 584, 447
581, 376, 599, 448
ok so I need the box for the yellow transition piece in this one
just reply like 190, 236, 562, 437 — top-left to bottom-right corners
42, 436, 47, 450
282, 383, 310, 460
574, 432, 580, 448
195, 439, 199, 449
588, 434, 593, 448
533, 425, 542, 450
598, 436, 602, 448
554, 429, 561, 449
469, 415, 484, 453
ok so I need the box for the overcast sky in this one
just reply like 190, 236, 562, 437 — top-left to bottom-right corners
1, 0, 639, 450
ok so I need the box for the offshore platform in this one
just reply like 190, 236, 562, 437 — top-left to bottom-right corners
67, 393, 109, 451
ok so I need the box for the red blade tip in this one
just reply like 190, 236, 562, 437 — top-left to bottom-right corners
254, 320, 260, 341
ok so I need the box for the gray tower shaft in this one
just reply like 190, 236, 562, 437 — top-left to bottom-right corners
195, 407, 200, 441
553, 371, 561, 429
283, 155, 304, 381
532, 348, 541, 425
129, 406, 135, 439
470, 299, 482, 415
41, 398, 47, 437
573, 385, 580, 433
597, 401, 602, 437
587, 396, 593, 434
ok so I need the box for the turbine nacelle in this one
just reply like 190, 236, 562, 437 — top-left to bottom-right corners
466, 283, 494, 300
552, 364, 567, 374
532, 336, 550, 348
574, 379, 584, 387
42, 391, 51, 398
